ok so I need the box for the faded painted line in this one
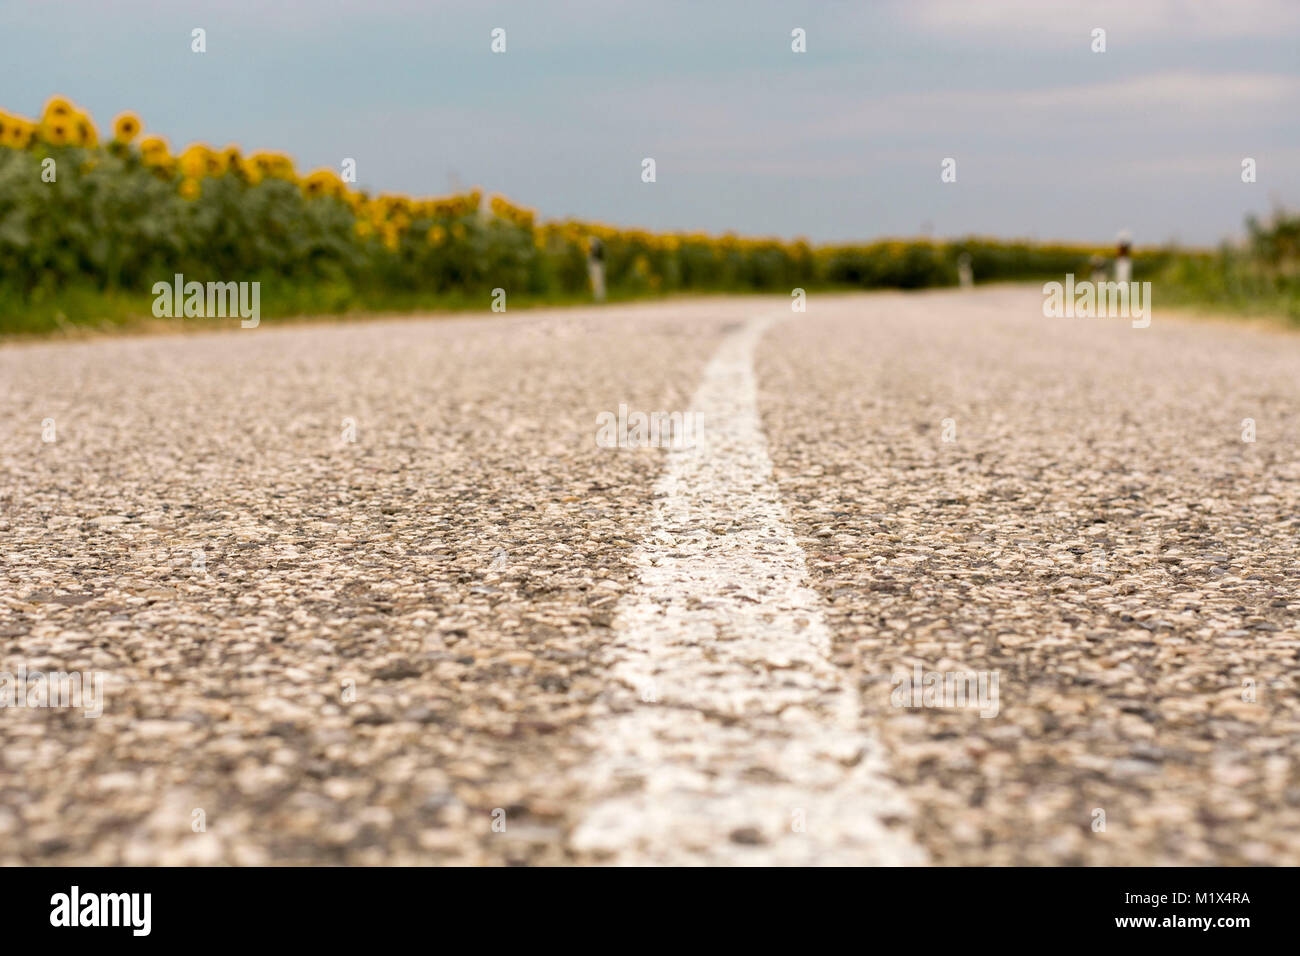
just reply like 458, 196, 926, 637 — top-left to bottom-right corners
570, 314, 927, 865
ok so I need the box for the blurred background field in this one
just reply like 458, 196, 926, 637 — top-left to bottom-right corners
2, 97, 1297, 336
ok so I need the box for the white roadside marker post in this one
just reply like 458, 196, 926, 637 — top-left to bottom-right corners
1115, 230, 1132, 285
588, 236, 606, 303
957, 252, 974, 289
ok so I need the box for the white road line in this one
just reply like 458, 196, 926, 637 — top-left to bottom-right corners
571, 313, 927, 865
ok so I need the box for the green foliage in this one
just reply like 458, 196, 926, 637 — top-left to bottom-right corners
3, 143, 1297, 333
1156, 212, 1300, 322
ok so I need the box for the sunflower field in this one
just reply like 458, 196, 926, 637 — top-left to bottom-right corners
1, 96, 1187, 333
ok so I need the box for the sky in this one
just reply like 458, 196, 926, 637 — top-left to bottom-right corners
4, 0, 1299, 246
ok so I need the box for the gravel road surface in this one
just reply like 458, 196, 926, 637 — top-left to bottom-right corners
1, 288, 1297, 865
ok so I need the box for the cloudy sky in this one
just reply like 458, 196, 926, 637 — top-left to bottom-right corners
5, 0, 1298, 245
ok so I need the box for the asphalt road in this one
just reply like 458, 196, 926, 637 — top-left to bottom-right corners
2, 287, 1297, 865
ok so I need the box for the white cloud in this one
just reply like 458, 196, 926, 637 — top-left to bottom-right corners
803, 72, 1300, 141
899, 0, 1300, 39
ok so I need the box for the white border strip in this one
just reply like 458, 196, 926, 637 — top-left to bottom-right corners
571, 314, 926, 865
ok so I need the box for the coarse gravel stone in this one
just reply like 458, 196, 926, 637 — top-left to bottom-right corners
0, 301, 745, 865
757, 287, 1300, 865
4, 289, 1298, 865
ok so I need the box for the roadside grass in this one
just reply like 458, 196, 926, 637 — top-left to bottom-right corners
6, 272, 1300, 341
0, 282, 821, 340
1155, 258, 1300, 326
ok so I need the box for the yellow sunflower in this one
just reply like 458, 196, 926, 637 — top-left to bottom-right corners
205, 150, 228, 176
219, 144, 242, 175
15, 119, 36, 149
112, 111, 142, 144
178, 144, 211, 179
302, 168, 345, 199
42, 96, 75, 123
73, 112, 98, 147
179, 178, 201, 200
248, 151, 296, 181
139, 135, 171, 166
40, 118, 74, 146
5, 115, 36, 149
